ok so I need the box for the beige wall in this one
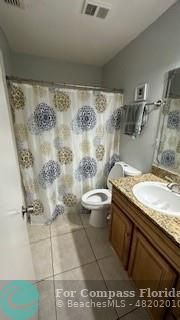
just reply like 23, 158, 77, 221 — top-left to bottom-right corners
103, 1, 180, 172
11, 53, 102, 86
0, 27, 11, 74
0, 25, 102, 86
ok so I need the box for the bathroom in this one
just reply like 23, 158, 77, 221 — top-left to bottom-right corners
0, 0, 179, 319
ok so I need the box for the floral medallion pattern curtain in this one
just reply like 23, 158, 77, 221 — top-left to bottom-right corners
154, 98, 180, 173
9, 82, 123, 224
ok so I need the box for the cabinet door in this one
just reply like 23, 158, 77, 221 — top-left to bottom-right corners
171, 277, 180, 320
110, 203, 133, 269
128, 229, 177, 320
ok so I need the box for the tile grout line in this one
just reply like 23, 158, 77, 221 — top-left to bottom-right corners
53, 260, 98, 278
118, 306, 140, 319
33, 214, 148, 320
80, 215, 143, 320
80, 214, 119, 320
92, 226, 139, 320
95, 257, 119, 320
34, 214, 139, 319
50, 215, 97, 278
80, 215, 141, 320
29, 215, 112, 319
52, 255, 114, 279
80, 214, 114, 264
50, 226, 84, 239
29, 225, 83, 246
79, 214, 97, 262
50, 215, 91, 320
29, 236, 51, 245
34, 275, 54, 284
33, 218, 95, 280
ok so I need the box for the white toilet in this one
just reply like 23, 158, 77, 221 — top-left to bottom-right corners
81, 161, 141, 228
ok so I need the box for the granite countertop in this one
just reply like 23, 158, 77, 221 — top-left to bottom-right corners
111, 174, 180, 246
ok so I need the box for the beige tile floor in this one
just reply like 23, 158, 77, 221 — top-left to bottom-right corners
28, 212, 151, 320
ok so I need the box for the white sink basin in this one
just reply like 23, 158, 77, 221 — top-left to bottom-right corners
133, 182, 180, 217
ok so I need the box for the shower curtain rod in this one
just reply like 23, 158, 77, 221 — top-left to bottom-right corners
6, 76, 123, 94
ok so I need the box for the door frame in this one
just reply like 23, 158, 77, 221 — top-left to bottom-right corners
0, 50, 25, 211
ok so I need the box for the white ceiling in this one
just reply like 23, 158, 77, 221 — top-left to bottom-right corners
0, 0, 177, 66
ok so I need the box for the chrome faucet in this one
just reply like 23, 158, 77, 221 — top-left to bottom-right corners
165, 176, 180, 194
167, 183, 180, 194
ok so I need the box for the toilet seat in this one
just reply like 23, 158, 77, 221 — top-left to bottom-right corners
81, 161, 142, 227
81, 189, 112, 209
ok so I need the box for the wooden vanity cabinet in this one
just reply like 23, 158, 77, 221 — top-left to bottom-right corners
170, 278, 180, 320
110, 186, 179, 320
110, 203, 133, 269
128, 228, 177, 320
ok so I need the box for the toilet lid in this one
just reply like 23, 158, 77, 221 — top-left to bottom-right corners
107, 163, 124, 190
107, 162, 142, 189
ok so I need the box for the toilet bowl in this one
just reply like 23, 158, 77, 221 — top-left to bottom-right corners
82, 189, 112, 228
81, 161, 141, 228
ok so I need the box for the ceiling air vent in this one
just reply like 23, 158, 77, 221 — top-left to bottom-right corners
4, 0, 24, 8
96, 6, 109, 19
82, 0, 111, 19
85, 3, 98, 16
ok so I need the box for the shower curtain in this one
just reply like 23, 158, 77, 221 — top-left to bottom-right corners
155, 98, 180, 173
9, 82, 123, 224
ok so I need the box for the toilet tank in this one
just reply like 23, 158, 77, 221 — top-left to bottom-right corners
119, 161, 142, 177
107, 161, 141, 190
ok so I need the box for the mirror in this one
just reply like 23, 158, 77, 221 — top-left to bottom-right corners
153, 68, 180, 174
